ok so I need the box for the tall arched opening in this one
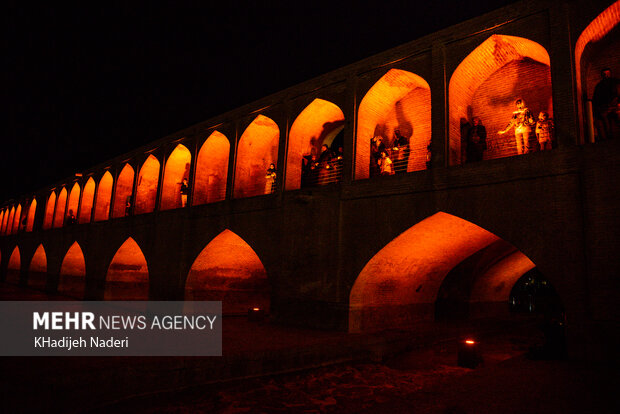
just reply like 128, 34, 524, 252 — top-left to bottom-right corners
6, 246, 21, 284
43, 191, 56, 230
0, 209, 5, 234
53, 187, 67, 228
66, 182, 80, 222
161, 144, 191, 210
135, 155, 160, 214
234, 115, 280, 198
94, 171, 113, 222
26, 198, 37, 231
449, 35, 553, 164
28, 244, 47, 290
112, 164, 134, 218
287, 99, 345, 189
185, 230, 270, 314
11, 204, 22, 234
5, 207, 16, 235
355, 69, 431, 179
58, 242, 86, 299
104, 238, 149, 300
575, 2, 620, 142
79, 178, 95, 223
194, 131, 229, 205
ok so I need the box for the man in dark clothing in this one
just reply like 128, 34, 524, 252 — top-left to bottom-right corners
592, 68, 619, 141
466, 117, 487, 163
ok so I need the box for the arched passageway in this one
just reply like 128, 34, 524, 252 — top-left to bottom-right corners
104, 238, 149, 300
79, 178, 96, 223
43, 191, 56, 230
449, 35, 553, 164
185, 230, 270, 314
53, 187, 67, 228
135, 155, 160, 214
26, 198, 37, 231
28, 244, 47, 290
287, 99, 345, 189
112, 164, 134, 218
57, 242, 86, 299
575, 1, 620, 142
356, 69, 431, 179
349, 212, 561, 333
5, 207, 16, 235
161, 145, 191, 210
11, 204, 22, 234
234, 115, 280, 198
0, 209, 7, 234
194, 131, 229, 205
6, 246, 21, 284
66, 182, 80, 223
94, 171, 113, 222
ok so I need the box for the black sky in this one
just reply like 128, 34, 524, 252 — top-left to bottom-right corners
2, 1, 517, 203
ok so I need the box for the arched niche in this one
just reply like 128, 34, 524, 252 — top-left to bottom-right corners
575, 2, 620, 142
53, 187, 67, 228
234, 115, 280, 198
26, 198, 37, 231
104, 237, 149, 300
43, 191, 56, 230
5, 207, 16, 235
66, 182, 80, 223
94, 171, 113, 222
11, 204, 22, 234
58, 241, 86, 299
355, 69, 431, 179
112, 164, 134, 218
0, 209, 5, 234
28, 244, 47, 290
286, 99, 345, 189
449, 35, 553, 164
194, 131, 229, 205
135, 155, 161, 214
6, 246, 21, 284
79, 178, 96, 223
185, 229, 270, 314
161, 144, 191, 210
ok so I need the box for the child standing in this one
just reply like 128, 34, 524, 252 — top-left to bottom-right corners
535, 112, 554, 151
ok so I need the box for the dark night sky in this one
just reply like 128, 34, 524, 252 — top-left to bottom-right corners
2, 1, 516, 203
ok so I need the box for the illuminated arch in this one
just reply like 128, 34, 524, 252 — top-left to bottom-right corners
135, 155, 161, 214
28, 244, 47, 290
194, 131, 229, 205
575, 1, 620, 142
112, 164, 134, 218
66, 182, 81, 222
185, 229, 270, 314
161, 144, 191, 210
43, 191, 56, 230
79, 178, 96, 223
5, 207, 15, 235
355, 69, 431, 179
6, 246, 21, 284
58, 241, 86, 299
287, 99, 345, 189
26, 198, 37, 232
449, 34, 552, 164
0, 209, 6, 234
94, 171, 113, 221
11, 204, 22, 234
234, 115, 280, 198
53, 187, 67, 228
348, 212, 548, 332
104, 237, 149, 300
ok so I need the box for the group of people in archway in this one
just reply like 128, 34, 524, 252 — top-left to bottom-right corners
300, 144, 344, 187
369, 129, 410, 176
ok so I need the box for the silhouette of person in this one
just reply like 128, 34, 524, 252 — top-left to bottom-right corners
592, 68, 619, 141
466, 117, 487, 162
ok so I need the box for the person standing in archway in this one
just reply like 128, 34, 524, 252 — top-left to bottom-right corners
592, 68, 619, 141
499, 99, 535, 155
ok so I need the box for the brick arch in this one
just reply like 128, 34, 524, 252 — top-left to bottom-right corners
185, 229, 270, 314
104, 237, 149, 300
6, 245, 21, 284
449, 34, 552, 164
53, 187, 68, 228
355, 68, 431, 180
135, 155, 161, 214
113, 164, 135, 218
67, 182, 81, 221
194, 131, 230, 205
11, 204, 22, 235
0, 209, 6, 234
234, 115, 280, 198
58, 241, 86, 299
26, 198, 37, 231
287, 98, 345, 190
161, 144, 191, 210
94, 171, 113, 221
43, 191, 56, 230
28, 244, 47, 290
79, 178, 96, 223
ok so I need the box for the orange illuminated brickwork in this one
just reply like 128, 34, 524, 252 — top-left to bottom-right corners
185, 229, 270, 314
6, 207, 16, 235
53, 187, 67, 228
356, 69, 431, 180
26, 198, 37, 231
0, 210, 5, 234
161, 144, 191, 210
11, 204, 22, 235
57, 242, 86, 299
286, 99, 345, 190
67, 182, 80, 222
234, 115, 280, 198
79, 178, 95, 224
94, 171, 113, 221
6, 246, 21, 284
42, 191, 56, 230
112, 164, 134, 218
194, 131, 229, 205
28, 244, 47, 290
104, 238, 149, 300
135, 155, 160, 214
449, 35, 552, 164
